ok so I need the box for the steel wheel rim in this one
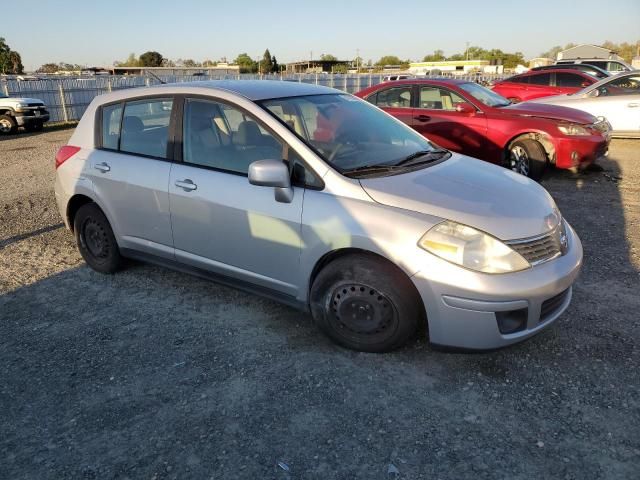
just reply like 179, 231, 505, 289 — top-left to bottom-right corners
328, 283, 399, 343
510, 145, 530, 176
0, 119, 12, 133
82, 218, 109, 259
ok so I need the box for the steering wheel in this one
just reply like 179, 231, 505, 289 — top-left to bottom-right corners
328, 130, 366, 164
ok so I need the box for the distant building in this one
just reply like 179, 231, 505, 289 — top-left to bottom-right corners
633, 56, 640, 69
528, 57, 554, 68
408, 60, 503, 76
557, 44, 623, 61
108, 65, 240, 76
284, 59, 351, 74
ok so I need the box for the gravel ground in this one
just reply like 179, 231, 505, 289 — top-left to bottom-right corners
1, 128, 639, 480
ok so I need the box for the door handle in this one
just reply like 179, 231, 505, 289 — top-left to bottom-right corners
628, 103, 639, 108
175, 179, 197, 191
94, 162, 110, 173
414, 115, 431, 122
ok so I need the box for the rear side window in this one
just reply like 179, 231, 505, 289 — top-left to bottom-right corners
556, 73, 588, 87
372, 87, 412, 108
584, 61, 607, 70
119, 98, 173, 158
102, 104, 122, 150
509, 75, 530, 84
529, 73, 551, 86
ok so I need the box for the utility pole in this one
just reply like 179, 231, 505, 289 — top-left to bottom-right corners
356, 48, 360, 74
466, 41, 470, 61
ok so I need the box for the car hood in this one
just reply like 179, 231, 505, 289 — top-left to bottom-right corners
359, 154, 559, 240
498, 101, 596, 124
1, 97, 45, 105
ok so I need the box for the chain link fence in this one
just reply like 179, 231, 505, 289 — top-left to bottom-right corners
1, 73, 509, 123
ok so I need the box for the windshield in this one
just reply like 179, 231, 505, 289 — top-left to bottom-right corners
260, 94, 444, 175
459, 82, 511, 107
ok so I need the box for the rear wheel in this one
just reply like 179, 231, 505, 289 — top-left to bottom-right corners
508, 138, 547, 181
310, 254, 420, 352
74, 203, 123, 274
0, 114, 17, 134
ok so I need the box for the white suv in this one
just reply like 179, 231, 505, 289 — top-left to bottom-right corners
0, 91, 49, 134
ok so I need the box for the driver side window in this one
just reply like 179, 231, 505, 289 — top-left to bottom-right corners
419, 87, 465, 110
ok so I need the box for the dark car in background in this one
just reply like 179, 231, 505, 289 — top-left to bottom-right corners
529, 63, 610, 80
356, 79, 611, 180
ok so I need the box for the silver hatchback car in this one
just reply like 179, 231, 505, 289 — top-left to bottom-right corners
55, 81, 583, 352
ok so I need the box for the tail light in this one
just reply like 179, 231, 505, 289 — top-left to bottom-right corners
55, 145, 81, 169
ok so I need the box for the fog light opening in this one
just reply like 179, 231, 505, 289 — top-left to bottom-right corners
571, 151, 579, 165
496, 308, 528, 334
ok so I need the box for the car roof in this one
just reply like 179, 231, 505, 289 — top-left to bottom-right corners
138, 80, 340, 101
376, 78, 471, 87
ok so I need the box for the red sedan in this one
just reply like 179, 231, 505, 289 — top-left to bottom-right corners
355, 79, 610, 180
491, 69, 598, 102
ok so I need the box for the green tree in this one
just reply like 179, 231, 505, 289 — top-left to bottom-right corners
139, 51, 164, 67
234, 53, 257, 73
423, 50, 445, 62
115, 53, 141, 67
259, 49, 273, 74
271, 55, 279, 73
332, 64, 348, 73
0, 37, 24, 74
37, 63, 59, 73
320, 53, 338, 61
375, 55, 402, 66
182, 59, 200, 68
202, 59, 218, 67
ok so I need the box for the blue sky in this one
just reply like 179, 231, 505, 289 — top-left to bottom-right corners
3, 0, 640, 70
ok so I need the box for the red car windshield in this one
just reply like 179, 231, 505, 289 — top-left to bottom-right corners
459, 82, 511, 108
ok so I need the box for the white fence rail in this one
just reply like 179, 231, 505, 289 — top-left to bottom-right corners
1, 73, 509, 123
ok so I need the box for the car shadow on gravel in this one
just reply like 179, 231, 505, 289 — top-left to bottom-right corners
0, 223, 64, 249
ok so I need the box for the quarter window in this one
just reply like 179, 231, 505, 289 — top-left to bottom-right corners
419, 87, 466, 110
372, 87, 412, 108
183, 99, 282, 175
102, 104, 122, 150
119, 98, 173, 158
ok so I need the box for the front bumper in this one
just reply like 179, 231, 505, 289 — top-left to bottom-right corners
410, 222, 583, 349
15, 110, 50, 126
554, 133, 609, 169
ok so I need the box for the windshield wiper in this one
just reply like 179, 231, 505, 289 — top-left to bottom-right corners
342, 164, 401, 177
395, 149, 450, 167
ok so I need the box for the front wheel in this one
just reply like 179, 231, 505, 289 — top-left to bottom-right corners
508, 138, 547, 181
309, 254, 421, 352
0, 114, 17, 135
74, 203, 123, 274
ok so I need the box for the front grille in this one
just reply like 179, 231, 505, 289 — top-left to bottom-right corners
540, 288, 570, 320
27, 103, 44, 107
506, 225, 563, 266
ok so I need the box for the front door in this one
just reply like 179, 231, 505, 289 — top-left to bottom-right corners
411, 86, 489, 160
168, 98, 304, 297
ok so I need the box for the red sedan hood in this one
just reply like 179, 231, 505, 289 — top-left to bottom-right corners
499, 102, 597, 124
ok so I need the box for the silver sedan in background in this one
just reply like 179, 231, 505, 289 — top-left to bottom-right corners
54, 81, 582, 352
528, 71, 640, 138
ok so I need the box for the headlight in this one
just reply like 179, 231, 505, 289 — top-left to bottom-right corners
15, 103, 27, 110
419, 221, 530, 273
558, 124, 591, 136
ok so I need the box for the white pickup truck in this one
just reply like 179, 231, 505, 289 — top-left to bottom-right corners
0, 91, 50, 134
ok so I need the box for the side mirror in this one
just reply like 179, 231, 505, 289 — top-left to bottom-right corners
454, 102, 475, 114
248, 159, 293, 203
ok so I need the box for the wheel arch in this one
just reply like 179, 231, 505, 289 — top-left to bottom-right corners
504, 131, 556, 165
308, 247, 428, 334
66, 194, 95, 232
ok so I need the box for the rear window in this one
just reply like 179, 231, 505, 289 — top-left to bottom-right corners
100, 98, 173, 159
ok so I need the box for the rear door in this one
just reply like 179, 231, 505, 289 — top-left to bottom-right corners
88, 97, 175, 259
597, 74, 640, 132
553, 72, 594, 95
168, 97, 305, 296
411, 85, 489, 160
523, 72, 554, 100
363, 85, 415, 127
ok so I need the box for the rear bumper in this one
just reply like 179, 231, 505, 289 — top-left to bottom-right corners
554, 134, 609, 169
410, 222, 583, 349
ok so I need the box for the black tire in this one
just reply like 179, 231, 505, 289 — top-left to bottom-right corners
309, 254, 421, 352
25, 121, 43, 132
0, 114, 17, 135
73, 203, 123, 274
508, 138, 547, 181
